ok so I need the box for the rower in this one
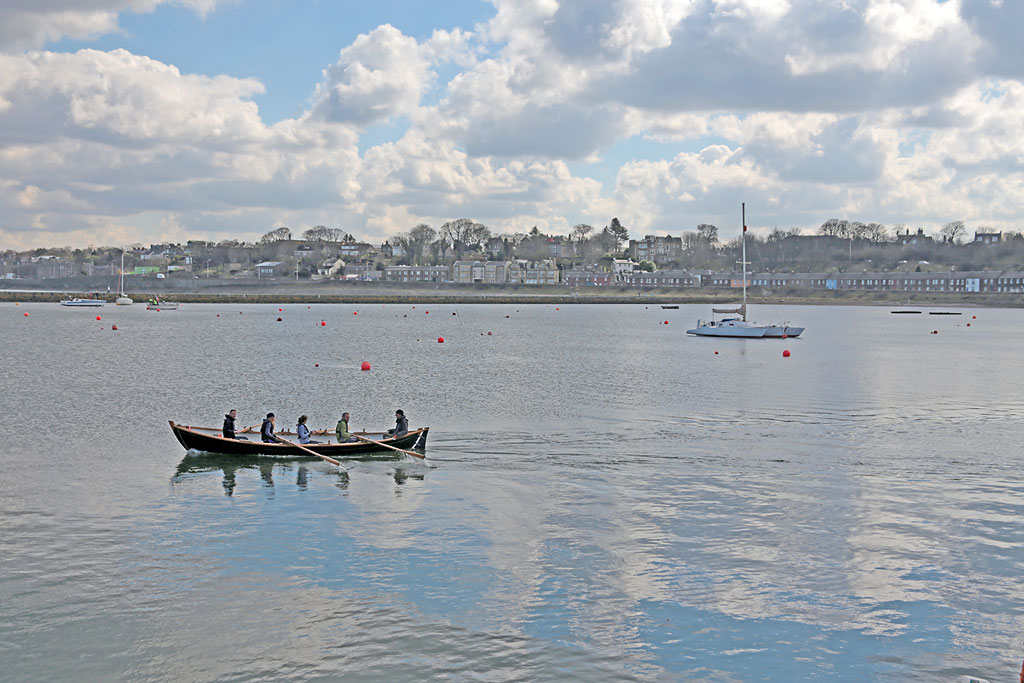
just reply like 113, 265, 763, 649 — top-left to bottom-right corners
260, 413, 277, 443
336, 412, 358, 443
296, 415, 327, 444
387, 409, 409, 438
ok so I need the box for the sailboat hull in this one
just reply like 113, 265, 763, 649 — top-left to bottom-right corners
686, 324, 767, 338
762, 326, 803, 338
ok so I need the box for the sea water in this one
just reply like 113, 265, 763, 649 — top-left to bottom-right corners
1, 302, 1022, 681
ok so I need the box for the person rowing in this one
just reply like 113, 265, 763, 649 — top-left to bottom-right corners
336, 412, 358, 443
260, 413, 277, 443
222, 409, 255, 440
296, 415, 328, 444
386, 409, 409, 438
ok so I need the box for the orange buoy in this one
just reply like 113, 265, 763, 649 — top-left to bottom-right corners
782, 349, 791, 357
96, 315, 101, 320
112, 325, 118, 331
437, 337, 444, 343
360, 361, 371, 371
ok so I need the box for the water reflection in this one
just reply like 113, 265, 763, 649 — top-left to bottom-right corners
173, 453, 425, 495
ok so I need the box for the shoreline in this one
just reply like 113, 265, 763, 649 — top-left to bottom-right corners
0, 287, 1014, 307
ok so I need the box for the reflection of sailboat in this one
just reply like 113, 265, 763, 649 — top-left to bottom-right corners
687, 203, 804, 338
116, 251, 133, 305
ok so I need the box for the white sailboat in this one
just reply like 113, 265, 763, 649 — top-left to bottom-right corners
116, 251, 133, 305
687, 203, 804, 338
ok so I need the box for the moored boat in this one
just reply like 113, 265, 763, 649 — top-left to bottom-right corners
169, 421, 428, 457
687, 203, 804, 339
61, 298, 106, 307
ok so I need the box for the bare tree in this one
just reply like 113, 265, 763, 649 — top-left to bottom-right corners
260, 226, 292, 244
697, 223, 718, 244
819, 219, 850, 238
940, 220, 966, 244
406, 224, 437, 264
864, 222, 890, 242
302, 225, 334, 241
440, 218, 489, 258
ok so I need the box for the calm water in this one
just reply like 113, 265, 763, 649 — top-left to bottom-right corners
1, 302, 1023, 681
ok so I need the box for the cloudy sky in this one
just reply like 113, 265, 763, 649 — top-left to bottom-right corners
0, 0, 1022, 249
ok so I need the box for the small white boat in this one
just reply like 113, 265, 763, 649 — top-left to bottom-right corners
61, 298, 105, 307
115, 251, 132, 305
146, 298, 179, 310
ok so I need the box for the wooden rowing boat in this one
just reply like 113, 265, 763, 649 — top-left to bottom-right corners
169, 421, 428, 457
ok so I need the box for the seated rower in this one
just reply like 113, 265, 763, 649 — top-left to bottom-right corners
260, 413, 277, 443
222, 409, 254, 440
336, 412, 359, 443
386, 409, 409, 438
296, 415, 327, 444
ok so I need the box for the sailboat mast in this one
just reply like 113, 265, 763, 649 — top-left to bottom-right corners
119, 250, 125, 295
741, 202, 747, 320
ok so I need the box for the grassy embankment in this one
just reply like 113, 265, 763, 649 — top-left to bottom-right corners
1, 285, 1020, 307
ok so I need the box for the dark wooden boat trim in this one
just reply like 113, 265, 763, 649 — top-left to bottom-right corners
169, 421, 428, 457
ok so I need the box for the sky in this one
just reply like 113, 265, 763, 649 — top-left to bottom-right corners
1, 0, 1022, 249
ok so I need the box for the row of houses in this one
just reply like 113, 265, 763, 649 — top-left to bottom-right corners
579, 269, 1024, 293
385, 260, 561, 285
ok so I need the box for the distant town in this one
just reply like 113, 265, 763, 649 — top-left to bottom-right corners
4, 217, 1024, 295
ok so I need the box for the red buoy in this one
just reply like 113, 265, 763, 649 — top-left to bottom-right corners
664, 320, 669, 324
315, 363, 319, 367
321, 321, 326, 326
437, 337, 444, 343
112, 325, 118, 331
487, 331, 492, 336
425, 310, 429, 314
973, 315, 976, 319
277, 317, 282, 321
782, 349, 791, 357
96, 315, 101, 320
360, 361, 371, 371
23, 312, 28, 316
966, 323, 970, 327
556, 307, 559, 311
278, 308, 282, 312
353, 311, 358, 315
714, 351, 718, 354
782, 334, 788, 339
216, 314, 220, 317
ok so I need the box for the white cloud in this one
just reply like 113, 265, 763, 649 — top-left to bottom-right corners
0, 1, 230, 52
3, 1, 1024, 249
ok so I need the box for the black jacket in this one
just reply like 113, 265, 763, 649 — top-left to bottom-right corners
393, 415, 409, 437
223, 414, 236, 439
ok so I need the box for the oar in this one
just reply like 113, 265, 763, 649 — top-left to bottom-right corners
273, 435, 348, 470
352, 433, 427, 461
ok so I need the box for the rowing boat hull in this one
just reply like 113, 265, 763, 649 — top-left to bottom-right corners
169, 421, 428, 457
